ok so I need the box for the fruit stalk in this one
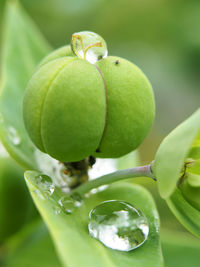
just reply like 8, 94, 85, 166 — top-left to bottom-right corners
71, 163, 156, 196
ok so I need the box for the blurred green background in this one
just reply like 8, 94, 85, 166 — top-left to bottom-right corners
0, 0, 200, 266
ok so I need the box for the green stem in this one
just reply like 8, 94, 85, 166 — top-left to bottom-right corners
71, 164, 155, 196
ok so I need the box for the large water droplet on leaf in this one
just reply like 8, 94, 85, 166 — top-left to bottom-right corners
88, 200, 149, 251
71, 31, 108, 64
7, 126, 21, 145
35, 174, 55, 196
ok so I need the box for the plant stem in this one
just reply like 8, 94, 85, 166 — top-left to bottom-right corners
71, 164, 155, 196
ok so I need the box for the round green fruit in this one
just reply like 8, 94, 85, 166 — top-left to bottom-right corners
23, 46, 155, 162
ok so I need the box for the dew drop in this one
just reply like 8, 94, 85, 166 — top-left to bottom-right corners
58, 196, 75, 214
88, 200, 149, 251
71, 192, 83, 207
35, 174, 55, 196
53, 206, 62, 215
7, 126, 21, 145
71, 31, 108, 64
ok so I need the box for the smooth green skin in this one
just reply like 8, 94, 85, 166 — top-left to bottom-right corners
94, 56, 155, 158
24, 52, 155, 162
166, 188, 200, 238
153, 108, 200, 199
25, 171, 163, 267
0, 153, 38, 242
38, 45, 74, 67
0, 0, 51, 170
23, 57, 106, 162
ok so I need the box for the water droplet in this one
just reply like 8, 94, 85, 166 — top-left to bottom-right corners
34, 150, 69, 189
71, 192, 83, 207
88, 200, 149, 251
7, 126, 21, 145
71, 31, 108, 64
58, 196, 75, 214
35, 174, 55, 196
53, 206, 62, 215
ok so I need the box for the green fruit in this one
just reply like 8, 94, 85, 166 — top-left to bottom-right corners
39, 45, 74, 67
23, 46, 155, 162
94, 56, 155, 158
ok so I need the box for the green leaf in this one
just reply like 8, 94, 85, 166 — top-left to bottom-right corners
2, 220, 61, 267
25, 171, 163, 267
0, 0, 51, 169
0, 142, 38, 242
153, 108, 200, 199
187, 172, 200, 187
161, 229, 200, 267
166, 188, 200, 237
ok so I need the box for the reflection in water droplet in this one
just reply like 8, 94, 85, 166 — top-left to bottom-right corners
71, 31, 108, 64
35, 174, 55, 196
88, 200, 149, 251
58, 196, 75, 214
8, 126, 21, 145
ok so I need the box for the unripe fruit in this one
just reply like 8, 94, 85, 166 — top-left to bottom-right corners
23, 45, 155, 162
94, 56, 155, 158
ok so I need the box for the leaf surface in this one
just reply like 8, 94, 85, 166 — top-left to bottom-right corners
153, 109, 200, 198
166, 188, 200, 237
2, 220, 61, 267
0, 0, 51, 169
25, 170, 163, 267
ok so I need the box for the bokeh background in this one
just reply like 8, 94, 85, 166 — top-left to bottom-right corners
0, 0, 200, 266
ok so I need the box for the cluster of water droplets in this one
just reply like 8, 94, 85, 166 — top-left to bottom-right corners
33, 151, 150, 251
71, 31, 108, 64
88, 200, 149, 251
32, 171, 83, 214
